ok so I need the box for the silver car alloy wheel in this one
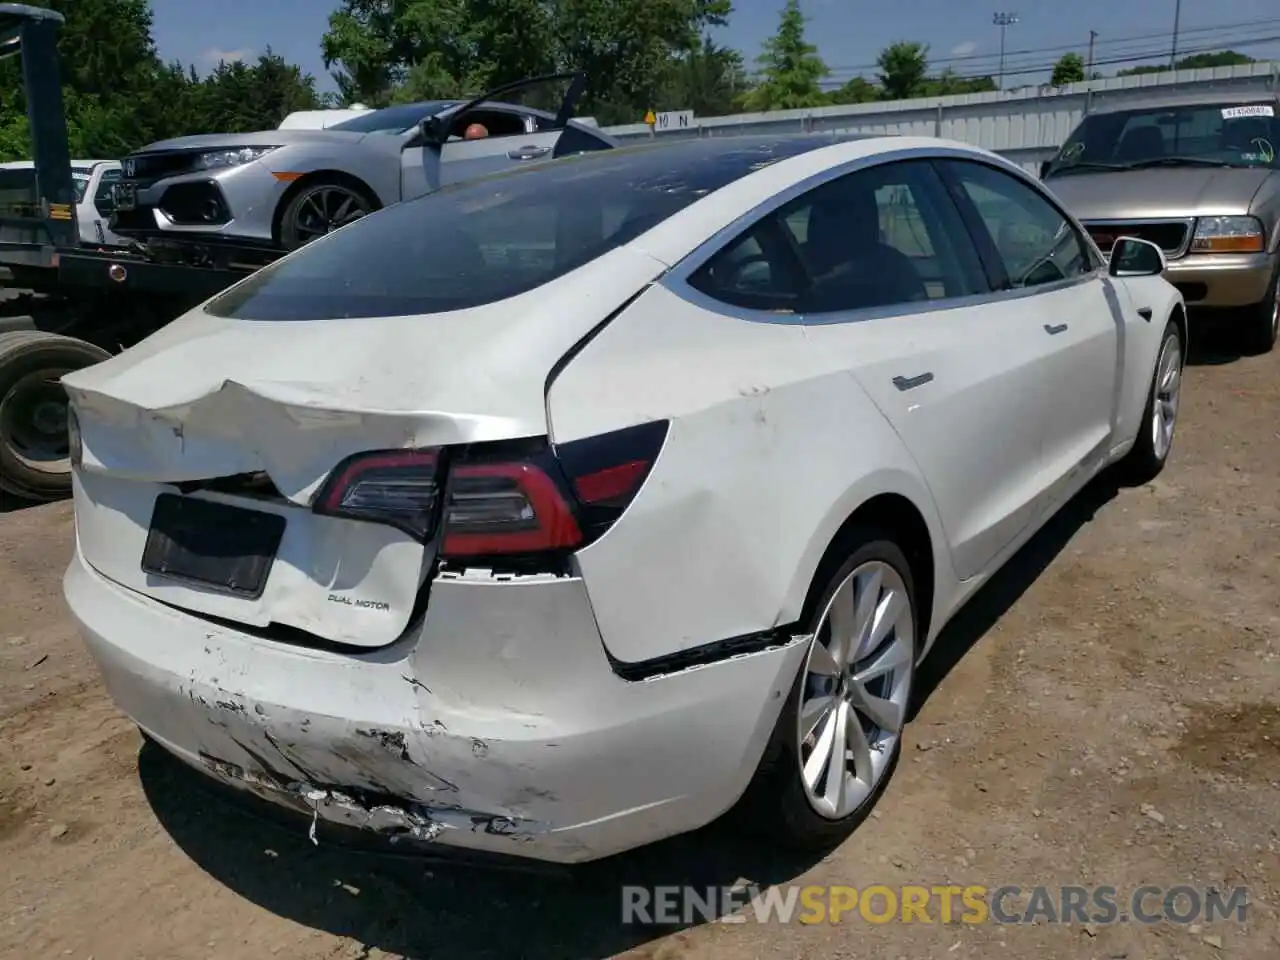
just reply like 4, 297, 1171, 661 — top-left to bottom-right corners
797, 559, 915, 820
291, 185, 371, 243
1151, 333, 1182, 463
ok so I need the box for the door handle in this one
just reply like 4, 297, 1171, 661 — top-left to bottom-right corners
508, 145, 550, 161
1043, 323, 1068, 335
892, 372, 934, 391
1137, 307, 1153, 321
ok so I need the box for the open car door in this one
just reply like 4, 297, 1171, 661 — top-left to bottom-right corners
400, 72, 615, 198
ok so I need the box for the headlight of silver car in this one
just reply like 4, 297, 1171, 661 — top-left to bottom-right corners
1191, 215, 1265, 254
191, 146, 281, 172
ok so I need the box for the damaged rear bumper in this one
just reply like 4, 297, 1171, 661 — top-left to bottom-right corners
64, 548, 809, 863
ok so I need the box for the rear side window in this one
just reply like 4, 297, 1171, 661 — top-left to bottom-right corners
688, 159, 990, 315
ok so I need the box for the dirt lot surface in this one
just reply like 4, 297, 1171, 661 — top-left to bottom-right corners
1, 331, 1278, 960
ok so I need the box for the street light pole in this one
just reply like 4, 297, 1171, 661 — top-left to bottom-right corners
993, 12, 1019, 90
1169, 0, 1182, 67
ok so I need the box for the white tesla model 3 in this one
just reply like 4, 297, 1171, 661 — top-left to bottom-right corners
62, 133, 1186, 864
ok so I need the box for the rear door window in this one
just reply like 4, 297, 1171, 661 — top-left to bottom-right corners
689, 158, 990, 315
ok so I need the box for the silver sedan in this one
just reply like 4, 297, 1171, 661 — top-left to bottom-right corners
110, 77, 618, 253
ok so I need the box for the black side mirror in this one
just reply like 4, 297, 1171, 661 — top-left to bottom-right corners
418, 115, 448, 146
1038, 160, 1051, 178
1109, 236, 1166, 277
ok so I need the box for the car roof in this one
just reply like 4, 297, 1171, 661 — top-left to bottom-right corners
548, 131, 881, 181
437, 132, 1000, 223
1089, 89, 1280, 114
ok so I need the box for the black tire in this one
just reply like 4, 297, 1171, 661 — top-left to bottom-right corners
277, 178, 377, 251
1116, 320, 1184, 486
0, 330, 111, 500
734, 530, 918, 851
1241, 259, 1279, 356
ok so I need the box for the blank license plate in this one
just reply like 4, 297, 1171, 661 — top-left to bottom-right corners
113, 182, 137, 211
141, 494, 286, 600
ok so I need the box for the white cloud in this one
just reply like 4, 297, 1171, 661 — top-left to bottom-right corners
201, 47, 252, 65
950, 41, 978, 56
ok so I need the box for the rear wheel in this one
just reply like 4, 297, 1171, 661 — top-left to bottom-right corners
738, 533, 918, 850
1241, 260, 1279, 355
278, 179, 376, 251
0, 330, 111, 500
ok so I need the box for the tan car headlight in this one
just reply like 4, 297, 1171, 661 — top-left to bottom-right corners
1191, 215, 1265, 253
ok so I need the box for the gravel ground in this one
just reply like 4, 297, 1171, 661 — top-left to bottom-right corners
1, 327, 1277, 960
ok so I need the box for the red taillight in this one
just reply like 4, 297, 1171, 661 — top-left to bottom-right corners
570, 459, 649, 506
313, 449, 442, 539
552, 418, 669, 543
441, 462, 581, 557
314, 420, 669, 560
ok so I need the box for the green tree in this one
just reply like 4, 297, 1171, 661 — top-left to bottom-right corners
196, 50, 322, 131
1175, 50, 1255, 69
1118, 49, 1255, 77
0, 0, 172, 155
920, 69, 995, 97
877, 41, 928, 101
741, 0, 828, 111
322, 0, 731, 124
658, 35, 748, 116
1050, 52, 1085, 86
0, 0, 322, 159
827, 76, 878, 105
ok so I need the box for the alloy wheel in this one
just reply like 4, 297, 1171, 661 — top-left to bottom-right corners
290, 186, 371, 244
797, 559, 915, 820
1150, 333, 1182, 463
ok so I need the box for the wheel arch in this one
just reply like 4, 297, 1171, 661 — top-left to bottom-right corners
1168, 298, 1188, 355
787, 478, 945, 651
270, 169, 384, 244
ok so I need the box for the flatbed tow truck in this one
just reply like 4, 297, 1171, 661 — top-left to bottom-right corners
0, 4, 295, 500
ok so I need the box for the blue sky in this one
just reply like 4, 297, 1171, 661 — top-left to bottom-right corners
150, 0, 1280, 102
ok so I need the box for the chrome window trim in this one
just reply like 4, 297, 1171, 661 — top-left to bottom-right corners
660, 144, 1105, 327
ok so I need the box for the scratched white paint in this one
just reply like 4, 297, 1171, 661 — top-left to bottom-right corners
62, 135, 1183, 862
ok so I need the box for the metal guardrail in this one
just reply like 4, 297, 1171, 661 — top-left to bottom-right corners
602, 62, 1280, 174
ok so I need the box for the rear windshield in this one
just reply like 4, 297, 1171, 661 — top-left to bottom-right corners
206, 138, 840, 321
1047, 100, 1280, 174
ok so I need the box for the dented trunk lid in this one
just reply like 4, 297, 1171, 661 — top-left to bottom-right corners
63, 246, 666, 647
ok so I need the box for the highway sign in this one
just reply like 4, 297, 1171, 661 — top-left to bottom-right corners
654, 110, 694, 131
